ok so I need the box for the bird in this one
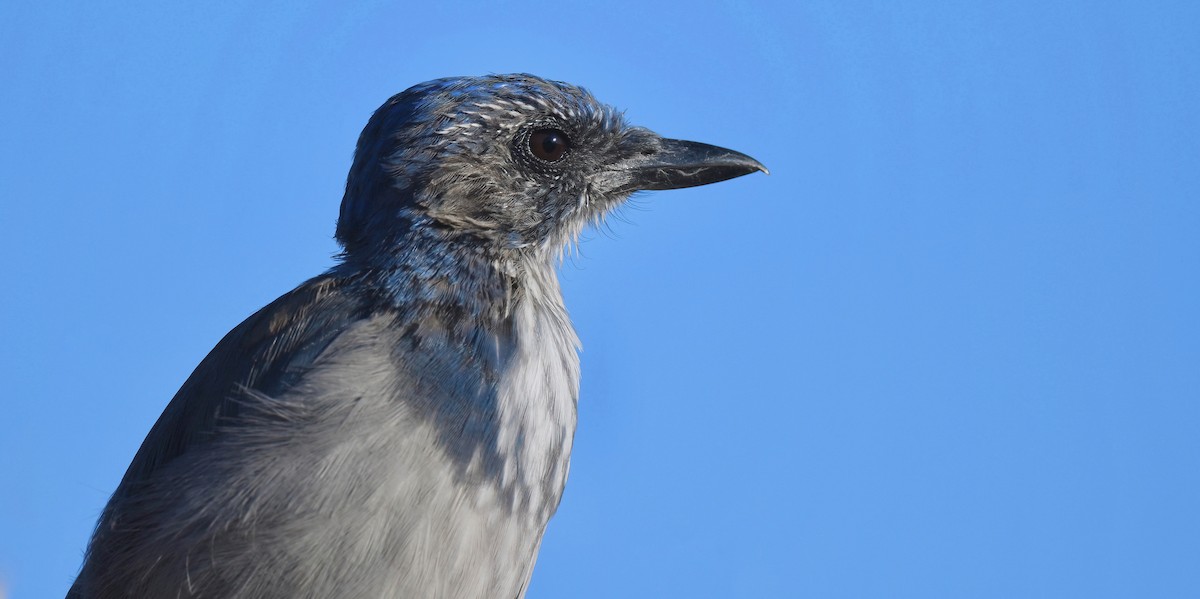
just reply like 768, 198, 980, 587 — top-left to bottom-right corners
68, 73, 765, 599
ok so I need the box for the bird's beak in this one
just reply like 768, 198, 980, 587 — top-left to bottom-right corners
611, 138, 767, 194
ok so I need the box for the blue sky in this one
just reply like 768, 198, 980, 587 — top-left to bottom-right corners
2, 1, 1198, 597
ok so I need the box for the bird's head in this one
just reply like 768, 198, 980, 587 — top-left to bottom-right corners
336, 74, 765, 258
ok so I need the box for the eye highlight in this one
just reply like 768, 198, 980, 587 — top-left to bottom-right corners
529, 129, 570, 162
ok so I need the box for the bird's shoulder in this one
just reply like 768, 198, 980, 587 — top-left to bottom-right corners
116, 271, 374, 488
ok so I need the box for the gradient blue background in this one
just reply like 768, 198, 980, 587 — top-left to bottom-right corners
3, 1, 1198, 597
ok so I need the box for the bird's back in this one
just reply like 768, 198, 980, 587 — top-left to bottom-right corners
70, 262, 579, 598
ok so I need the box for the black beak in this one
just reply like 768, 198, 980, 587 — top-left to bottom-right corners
612, 138, 767, 194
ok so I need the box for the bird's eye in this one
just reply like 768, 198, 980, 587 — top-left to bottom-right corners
529, 129, 570, 162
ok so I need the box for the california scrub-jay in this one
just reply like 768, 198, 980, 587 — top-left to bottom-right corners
70, 74, 765, 598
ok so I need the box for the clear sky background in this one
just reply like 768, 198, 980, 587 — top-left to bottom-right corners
2, 1, 1198, 597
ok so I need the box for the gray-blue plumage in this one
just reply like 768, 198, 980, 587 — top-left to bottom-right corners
69, 74, 764, 598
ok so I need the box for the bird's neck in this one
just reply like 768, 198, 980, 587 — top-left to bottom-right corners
344, 224, 558, 324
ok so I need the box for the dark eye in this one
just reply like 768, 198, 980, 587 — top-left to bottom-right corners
529, 128, 570, 162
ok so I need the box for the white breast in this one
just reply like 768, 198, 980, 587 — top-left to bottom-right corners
492, 260, 582, 518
